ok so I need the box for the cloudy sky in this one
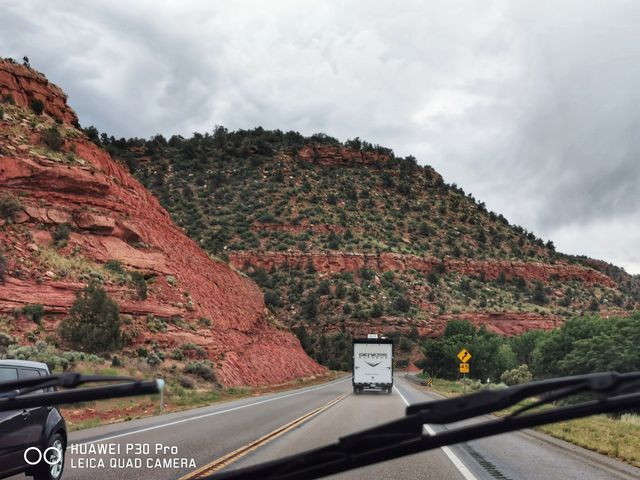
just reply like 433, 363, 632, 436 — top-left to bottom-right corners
3, 0, 640, 273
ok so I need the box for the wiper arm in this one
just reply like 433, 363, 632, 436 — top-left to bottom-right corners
0, 372, 164, 411
206, 371, 640, 480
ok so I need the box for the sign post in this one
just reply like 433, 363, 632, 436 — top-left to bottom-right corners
457, 349, 472, 393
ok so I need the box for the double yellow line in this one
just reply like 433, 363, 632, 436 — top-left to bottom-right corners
179, 393, 348, 479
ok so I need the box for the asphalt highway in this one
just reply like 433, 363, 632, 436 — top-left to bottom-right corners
11, 374, 638, 480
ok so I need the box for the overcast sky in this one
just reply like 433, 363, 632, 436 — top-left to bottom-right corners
3, 0, 640, 273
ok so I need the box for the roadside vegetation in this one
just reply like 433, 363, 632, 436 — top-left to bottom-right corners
419, 376, 640, 467
0, 320, 340, 431
413, 314, 640, 467
416, 315, 640, 382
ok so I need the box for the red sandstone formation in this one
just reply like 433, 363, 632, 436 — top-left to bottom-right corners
251, 222, 346, 235
311, 311, 563, 340
228, 251, 616, 288
429, 312, 563, 336
0, 60, 324, 386
0, 60, 78, 126
297, 145, 391, 166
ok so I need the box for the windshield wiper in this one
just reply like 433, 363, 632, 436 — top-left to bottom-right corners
0, 372, 164, 411
207, 371, 640, 480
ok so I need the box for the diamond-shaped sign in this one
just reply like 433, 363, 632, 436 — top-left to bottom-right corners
457, 348, 472, 363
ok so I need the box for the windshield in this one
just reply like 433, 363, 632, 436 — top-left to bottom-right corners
1, 2, 640, 480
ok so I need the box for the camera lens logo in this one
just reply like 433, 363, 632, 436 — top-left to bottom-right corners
24, 446, 62, 465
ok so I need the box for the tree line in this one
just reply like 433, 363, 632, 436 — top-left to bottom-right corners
416, 315, 640, 384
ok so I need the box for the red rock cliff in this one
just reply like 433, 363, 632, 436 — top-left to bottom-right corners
228, 251, 616, 288
0, 60, 324, 386
0, 60, 78, 126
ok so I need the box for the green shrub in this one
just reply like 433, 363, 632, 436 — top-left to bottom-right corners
198, 317, 212, 327
371, 303, 384, 318
146, 314, 167, 333
317, 280, 330, 295
146, 353, 162, 368
21, 304, 44, 324
179, 377, 194, 389
172, 348, 185, 360
184, 361, 217, 382
29, 98, 45, 114
0, 331, 15, 356
500, 364, 533, 386
0, 251, 6, 283
393, 295, 412, 313
130, 271, 147, 300
181, 342, 206, 358
58, 281, 122, 354
301, 292, 319, 319
105, 259, 124, 274
531, 281, 549, 305
0, 192, 23, 221
264, 289, 283, 307
42, 126, 64, 151
53, 223, 71, 246
4, 344, 97, 372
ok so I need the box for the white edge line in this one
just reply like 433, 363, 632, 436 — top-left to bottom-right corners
423, 425, 479, 480
393, 384, 410, 407
394, 385, 478, 480
76, 377, 351, 446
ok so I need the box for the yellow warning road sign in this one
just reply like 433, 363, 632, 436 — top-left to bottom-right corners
457, 348, 472, 363
460, 363, 469, 373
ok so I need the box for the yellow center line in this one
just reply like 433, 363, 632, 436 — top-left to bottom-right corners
178, 393, 348, 480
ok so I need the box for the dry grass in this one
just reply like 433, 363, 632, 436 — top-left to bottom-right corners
38, 247, 116, 282
538, 416, 640, 467
424, 377, 640, 467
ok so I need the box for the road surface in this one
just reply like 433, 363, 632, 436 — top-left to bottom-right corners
12, 374, 639, 480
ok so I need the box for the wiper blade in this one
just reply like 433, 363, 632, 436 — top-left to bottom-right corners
0, 372, 164, 411
0, 372, 136, 398
206, 371, 640, 480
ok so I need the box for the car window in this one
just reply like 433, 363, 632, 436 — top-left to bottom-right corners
18, 368, 45, 394
37, 368, 54, 392
0, 367, 19, 396
0, 366, 19, 382
18, 368, 41, 379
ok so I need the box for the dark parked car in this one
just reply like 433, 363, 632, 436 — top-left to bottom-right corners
0, 360, 67, 480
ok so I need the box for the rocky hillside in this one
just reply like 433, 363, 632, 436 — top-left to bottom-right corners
94, 126, 640, 370
0, 59, 324, 385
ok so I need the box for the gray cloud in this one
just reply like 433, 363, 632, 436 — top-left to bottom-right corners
2, 0, 640, 272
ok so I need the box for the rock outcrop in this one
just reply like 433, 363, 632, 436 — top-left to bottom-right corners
316, 311, 564, 338
297, 145, 391, 166
0, 60, 78, 126
229, 251, 616, 288
0, 60, 324, 386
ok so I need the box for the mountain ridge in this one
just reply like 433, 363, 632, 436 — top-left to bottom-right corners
95, 126, 640, 368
